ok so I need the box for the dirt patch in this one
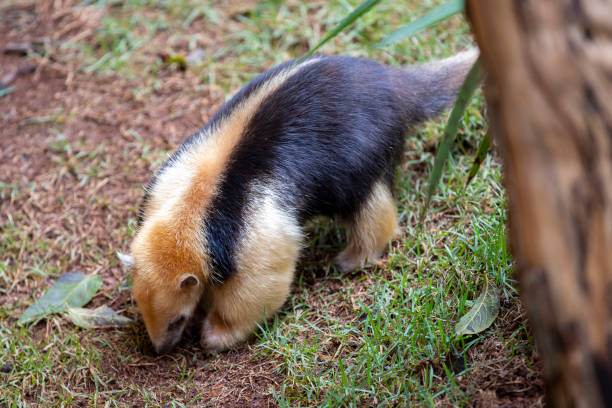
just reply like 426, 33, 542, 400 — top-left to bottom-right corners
100, 325, 282, 407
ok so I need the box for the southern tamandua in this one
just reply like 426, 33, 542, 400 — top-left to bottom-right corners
119, 49, 479, 353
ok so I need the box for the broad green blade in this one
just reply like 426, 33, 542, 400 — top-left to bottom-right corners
19, 272, 102, 325
0, 87, 15, 97
455, 282, 500, 336
67, 306, 133, 329
465, 130, 491, 188
377, 0, 465, 47
298, 0, 382, 62
419, 58, 483, 226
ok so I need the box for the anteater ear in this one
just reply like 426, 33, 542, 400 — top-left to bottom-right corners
179, 274, 200, 289
117, 252, 134, 270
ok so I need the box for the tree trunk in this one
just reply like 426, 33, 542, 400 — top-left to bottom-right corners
466, 1, 612, 406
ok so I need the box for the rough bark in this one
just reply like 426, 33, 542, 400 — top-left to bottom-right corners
466, 1, 612, 407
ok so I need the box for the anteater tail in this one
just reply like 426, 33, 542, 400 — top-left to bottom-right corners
390, 48, 480, 122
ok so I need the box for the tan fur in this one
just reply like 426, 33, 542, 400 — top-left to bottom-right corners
130, 60, 319, 350
334, 181, 398, 272
201, 188, 302, 350
131, 265, 202, 344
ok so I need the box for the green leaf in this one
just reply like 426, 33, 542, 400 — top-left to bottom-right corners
465, 130, 491, 188
18, 272, 102, 325
419, 59, 483, 226
67, 306, 133, 329
455, 282, 500, 336
377, 0, 465, 47
165, 55, 187, 70
0, 87, 15, 98
298, 0, 382, 62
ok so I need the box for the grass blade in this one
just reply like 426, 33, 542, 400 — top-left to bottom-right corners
299, 0, 382, 62
0, 87, 15, 97
377, 0, 464, 47
419, 58, 483, 227
465, 130, 491, 188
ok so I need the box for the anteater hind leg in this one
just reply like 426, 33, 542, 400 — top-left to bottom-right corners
334, 181, 398, 272
200, 194, 302, 351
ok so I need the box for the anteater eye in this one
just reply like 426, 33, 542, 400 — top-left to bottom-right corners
168, 315, 185, 331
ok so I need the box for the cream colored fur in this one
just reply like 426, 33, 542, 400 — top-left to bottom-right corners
334, 181, 398, 272
201, 187, 302, 350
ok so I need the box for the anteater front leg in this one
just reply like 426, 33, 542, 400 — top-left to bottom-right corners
201, 257, 297, 351
200, 194, 302, 351
334, 181, 399, 272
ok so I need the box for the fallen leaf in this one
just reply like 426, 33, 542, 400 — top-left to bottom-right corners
455, 282, 500, 336
166, 55, 187, 71
0, 87, 15, 98
67, 306, 133, 328
18, 272, 102, 325
158, 53, 187, 70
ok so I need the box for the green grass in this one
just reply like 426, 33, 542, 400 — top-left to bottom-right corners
253, 141, 513, 406
62, 0, 472, 80
0, 0, 539, 406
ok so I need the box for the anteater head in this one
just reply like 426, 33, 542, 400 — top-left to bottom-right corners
120, 219, 207, 354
